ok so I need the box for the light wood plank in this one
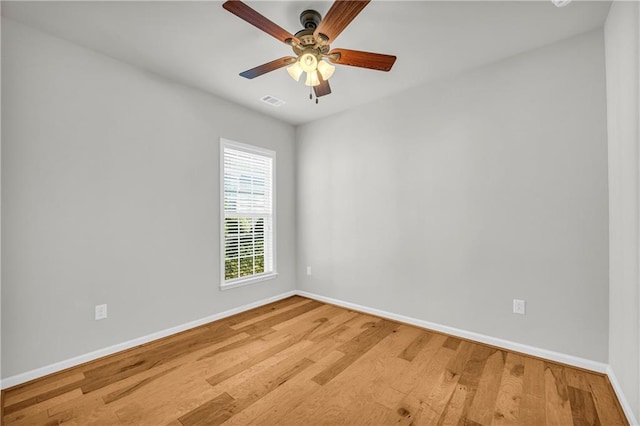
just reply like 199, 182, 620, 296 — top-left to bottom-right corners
587, 374, 628, 426
222, 351, 344, 425
4, 373, 86, 407
492, 352, 525, 425
390, 333, 449, 394
230, 298, 315, 330
389, 344, 458, 424
3, 389, 84, 425
519, 357, 546, 426
544, 363, 574, 425
398, 330, 433, 361
410, 341, 474, 424
311, 319, 398, 385
465, 349, 506, 425
181, 357, 315, 426
568, 385, 601, 426
437, 384, 468, 425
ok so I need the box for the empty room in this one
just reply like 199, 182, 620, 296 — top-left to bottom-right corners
1, 0, 639, 424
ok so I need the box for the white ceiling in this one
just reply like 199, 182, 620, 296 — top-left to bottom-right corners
2, 1, 611, 125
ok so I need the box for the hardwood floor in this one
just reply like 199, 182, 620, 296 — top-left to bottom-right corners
2, 296, 628, 425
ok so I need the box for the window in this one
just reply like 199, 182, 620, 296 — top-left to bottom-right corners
220, 139, 276, 289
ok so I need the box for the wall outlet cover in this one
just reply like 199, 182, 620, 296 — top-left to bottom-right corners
513, 299, 526, 315
95, 304, 108, 320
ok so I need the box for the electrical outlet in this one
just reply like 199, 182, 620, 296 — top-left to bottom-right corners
95, 304, 108, 320
306, 266, 312, 276
513, 299, 525, 315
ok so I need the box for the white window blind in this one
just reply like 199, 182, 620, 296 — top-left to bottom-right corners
221, 139, 275, 288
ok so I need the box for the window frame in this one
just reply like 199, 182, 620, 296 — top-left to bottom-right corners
219, 138, 277, 290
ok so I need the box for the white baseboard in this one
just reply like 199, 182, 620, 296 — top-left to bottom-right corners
607, 365, 640, 426
298, 290, 640, 424
296, 290, 609, 374
3, 289, 635, 426
1, 290, 296, 390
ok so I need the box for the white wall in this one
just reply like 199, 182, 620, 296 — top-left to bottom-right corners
605, 1, 640, 422
296, 30, 609, 362
1, 18, 296, 379
0, 10, 3, 388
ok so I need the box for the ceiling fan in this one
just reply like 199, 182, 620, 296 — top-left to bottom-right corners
222, 0, 397, 100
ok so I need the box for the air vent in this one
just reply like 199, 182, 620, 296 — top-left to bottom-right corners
260, 95, 286, 107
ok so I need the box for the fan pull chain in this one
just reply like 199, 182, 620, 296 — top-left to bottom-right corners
307, 86, 318, 104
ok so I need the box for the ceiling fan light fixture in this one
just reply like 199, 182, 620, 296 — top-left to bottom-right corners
317, 60, 335, 81
299, 52, 319, 73
287, 62, 304, 81
305, 71, 321, 87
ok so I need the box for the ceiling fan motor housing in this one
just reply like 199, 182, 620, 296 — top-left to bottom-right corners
293, 9, 329, 57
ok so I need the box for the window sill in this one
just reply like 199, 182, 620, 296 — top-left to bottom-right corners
220, 272, 279, 291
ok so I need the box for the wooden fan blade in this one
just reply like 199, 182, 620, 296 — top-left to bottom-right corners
328, 48, 396, 72
314, 75, 332, 97
239, 56, 297, 79
223, 1, 300, 45
314, 0, 370, 43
